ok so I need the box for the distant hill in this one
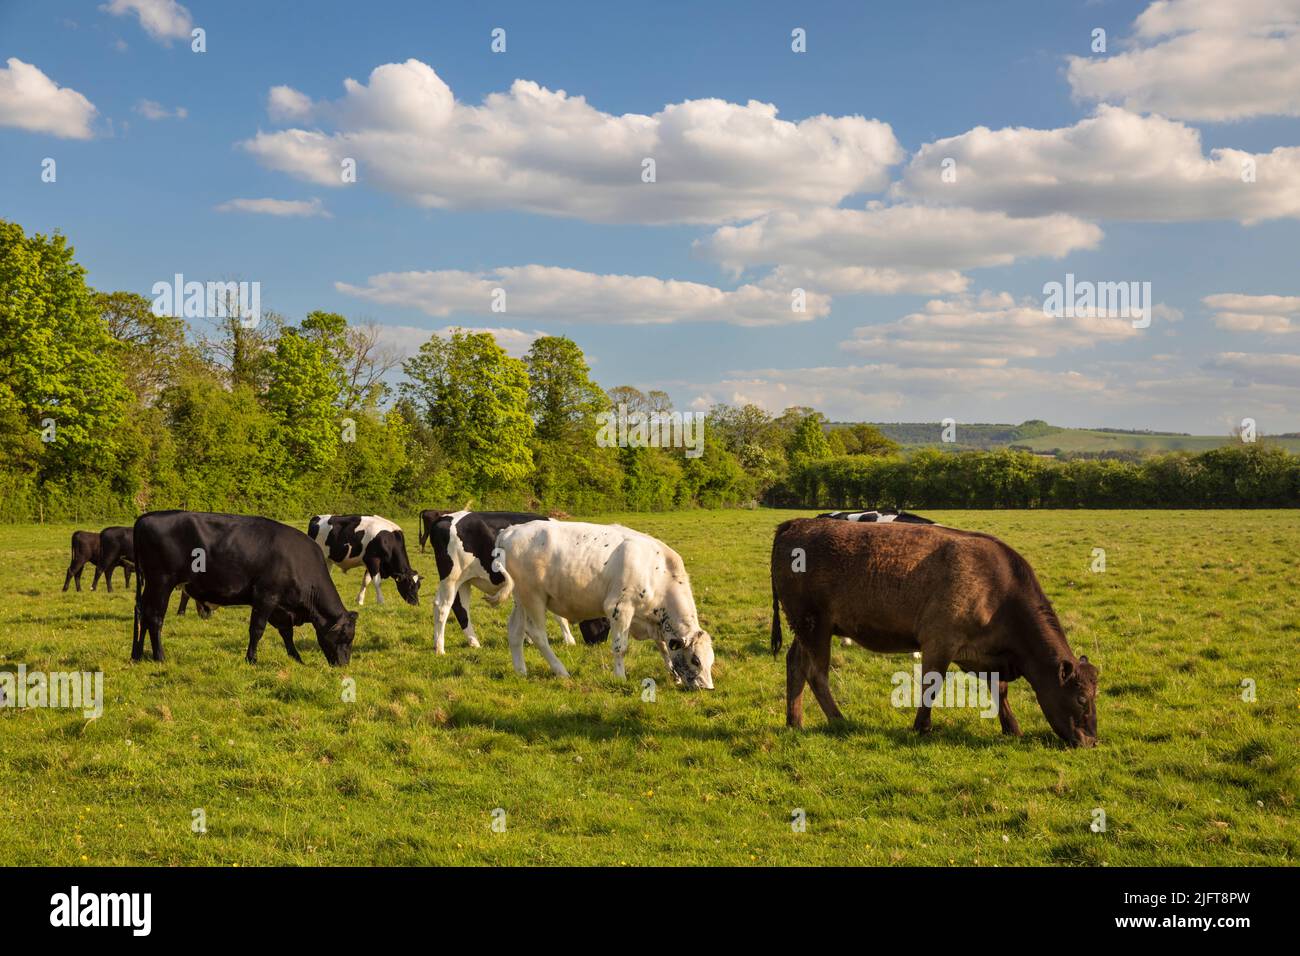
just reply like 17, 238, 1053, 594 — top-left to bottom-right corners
827, 420, 1300, 456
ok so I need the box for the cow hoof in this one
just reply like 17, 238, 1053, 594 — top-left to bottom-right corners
466, 639, 481, 649
245, 655, 257, 665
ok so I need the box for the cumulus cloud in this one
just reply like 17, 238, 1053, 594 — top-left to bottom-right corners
100, 0, 192, 43
241, 59, 903, 225
697, 204, 1102, 294
894, 105, 1300, 224
1067, 0, 1300, 121
335, 264, 830, 327
215, 197, 331, 218
0, 58, 97, 139
838, 291, 1144, 367
134, 98, 186, 120
1204, 293, 1300, 333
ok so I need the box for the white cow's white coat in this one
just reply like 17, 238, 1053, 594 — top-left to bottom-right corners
493, 521, 714, 687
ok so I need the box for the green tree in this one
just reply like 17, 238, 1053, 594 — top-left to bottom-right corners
264, 327, 344, 472
525, 336, 608, 442
401, 330, 534, 495
0, 221, 130, 477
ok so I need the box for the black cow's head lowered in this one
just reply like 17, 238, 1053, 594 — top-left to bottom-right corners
379, 530, 421, 606
318, 611, 359, 666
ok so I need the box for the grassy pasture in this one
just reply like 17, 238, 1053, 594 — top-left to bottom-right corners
0, 509, 1295, 866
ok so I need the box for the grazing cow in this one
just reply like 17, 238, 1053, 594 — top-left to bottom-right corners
771, 518, 1098, 746
63, 525, 135, 593
493, 521, 715, 688
131, 510, 357, 666
818, 509, 934, 524
307, 514, 420, 607
428, 510, 607, 653
63, 531, 101, 592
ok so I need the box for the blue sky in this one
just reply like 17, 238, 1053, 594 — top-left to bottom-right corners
2, 0, 1298, 433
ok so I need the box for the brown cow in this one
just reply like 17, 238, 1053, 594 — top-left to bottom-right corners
770, 518, 1098, 747
63, 530, 102, 592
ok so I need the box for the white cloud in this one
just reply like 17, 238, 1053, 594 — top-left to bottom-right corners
214, 197, 331, 218
697, 204, 1102, 294
267, 85, 313, 122
242, 59, 903, 225
684, 362, 1108, 420
894, 105, 1300, 224
374, 324, 547, 360
1067, 0, 1300, 121
838, 291, 1143, 367
134, 98, 186, 120
1204, 293, 1300, 333
100, 0, 192, 43
1205, 352, 1300, 387
336, 264, 830, 327
0, 58, 97, 139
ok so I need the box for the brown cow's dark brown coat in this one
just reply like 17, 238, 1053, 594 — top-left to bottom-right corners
771, 518, 1098, 746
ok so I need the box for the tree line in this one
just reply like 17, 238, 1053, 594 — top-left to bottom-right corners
3, 219, 1298, 522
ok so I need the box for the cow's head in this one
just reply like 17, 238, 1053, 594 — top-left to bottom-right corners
1037, 655, 1099, 747
318, 611, 359, 666
666, 629, 714, 690
383, 531, 421, 606
394, 570, 421, 606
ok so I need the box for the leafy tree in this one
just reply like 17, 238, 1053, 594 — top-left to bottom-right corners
95, 290, 189, 404
0, 221, 129, 477
264, 327, 344, 472
401, 330, 534, 495
525, 336, 608, 442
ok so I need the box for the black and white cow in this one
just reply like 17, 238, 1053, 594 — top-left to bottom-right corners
307, 514, 420, 607
428, 510, 608, 653
132, 510, 357, 665
818, 509, 935, 524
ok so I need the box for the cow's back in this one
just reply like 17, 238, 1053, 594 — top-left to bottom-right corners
773, 518, 1021, 644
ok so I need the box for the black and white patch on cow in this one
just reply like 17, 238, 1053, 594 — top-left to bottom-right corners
818, 509, 935, 524
307, 514, 420, 607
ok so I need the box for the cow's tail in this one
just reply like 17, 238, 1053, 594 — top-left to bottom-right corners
770, 526, 785, 657
132, 559, 143, 655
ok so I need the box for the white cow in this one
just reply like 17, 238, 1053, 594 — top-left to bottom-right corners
493, 521, 715, 688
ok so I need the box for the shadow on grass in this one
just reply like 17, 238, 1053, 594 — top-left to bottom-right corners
445, 703, 742, 744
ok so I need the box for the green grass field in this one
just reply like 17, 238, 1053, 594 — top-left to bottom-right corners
0, 510, 1295, 866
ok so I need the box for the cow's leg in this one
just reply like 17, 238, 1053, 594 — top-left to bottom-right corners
989, 675, 1020, 737
178, 588, 189, 615
63, 556, 80, 592
524, 609, 569, 678
135, 580, 171, 662
246, 609, 269, 664
914, 645, 950, 734
456, 584, 478, 647
433, 576, 460, 654
103, 563, 115, 593
122, 564, 133, 589
786, 641, 810, 729
804, 617, 845, 725
506, 604, 528, 676
90, 563, 103, 592
372, 576, 384, 605
555, 614, 576, 646
607, 603, 634, 680
73, 561, 86, 591
356, 571, 370, 607
272, 612, 303, 664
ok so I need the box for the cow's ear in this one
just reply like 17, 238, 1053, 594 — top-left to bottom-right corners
347, 611, 359, 625
1058, 658, 1075, 685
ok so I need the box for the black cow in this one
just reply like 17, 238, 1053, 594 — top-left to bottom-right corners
63, 530, 101, 592
132, 510, 357, 665
418, 509, 453, 553
817, 509, 935, 524
306, 514, 420, 606
428, 510, 609, 653
78, 526, 136, 592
